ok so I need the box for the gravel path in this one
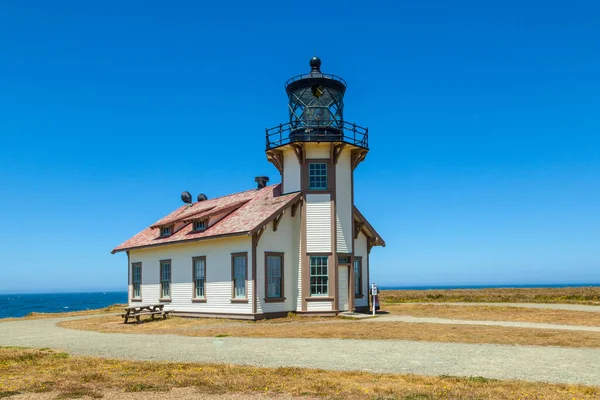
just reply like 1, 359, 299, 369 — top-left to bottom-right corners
371, 314, 600, 332
1, 316, 599, 386
407, 302, 600, 312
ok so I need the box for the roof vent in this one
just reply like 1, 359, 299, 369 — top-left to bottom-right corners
197, 193, 208, 202
181, 191, 192, 204
255, 176, 269, 189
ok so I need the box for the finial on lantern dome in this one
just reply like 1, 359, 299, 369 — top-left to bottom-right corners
309, 56, 321, 72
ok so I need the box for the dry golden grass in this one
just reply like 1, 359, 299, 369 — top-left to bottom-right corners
60, 315, 600, 348
0, 304, 126, 322
0, 347, 597, 400
386, 303, 600, 326
380, 287, 600, 305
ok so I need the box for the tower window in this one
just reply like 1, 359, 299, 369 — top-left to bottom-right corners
310, 256, 328, 296
309, 163, 327, 190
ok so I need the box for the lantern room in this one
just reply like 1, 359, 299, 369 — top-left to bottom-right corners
266, 57, 368, 150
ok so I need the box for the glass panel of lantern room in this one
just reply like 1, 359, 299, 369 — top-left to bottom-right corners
289, 86, 343, 127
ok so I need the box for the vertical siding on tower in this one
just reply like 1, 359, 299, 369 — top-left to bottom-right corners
282, 149, 301, 194
335, 150, 353, 253
306, 194, 332, 252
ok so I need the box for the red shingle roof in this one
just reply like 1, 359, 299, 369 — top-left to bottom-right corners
112, 184, 301, 254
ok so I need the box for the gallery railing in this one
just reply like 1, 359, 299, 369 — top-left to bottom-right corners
266, 120, 368, 150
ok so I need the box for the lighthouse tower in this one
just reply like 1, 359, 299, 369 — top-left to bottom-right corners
266, 57, 370, 313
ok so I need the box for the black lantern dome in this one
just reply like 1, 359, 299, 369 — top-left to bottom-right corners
266, 57, 368, 150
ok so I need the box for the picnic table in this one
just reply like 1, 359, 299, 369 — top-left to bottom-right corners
121, 304, 169, 324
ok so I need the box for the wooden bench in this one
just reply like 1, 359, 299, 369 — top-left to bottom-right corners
121, 304, 169, 324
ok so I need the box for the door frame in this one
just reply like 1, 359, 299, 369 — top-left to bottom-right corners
337, 263, 351, 312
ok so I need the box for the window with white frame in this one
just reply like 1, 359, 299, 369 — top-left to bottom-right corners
232, 254, 247, 299
310, 256, 328, 296
309, 163, 327, 190
193, 220, 206, 231
193, 257, 206, 298
160, 261, 171, 299
354, 258, 362, 296
160, 226, 172, 237
266, 253, 283, 299
132, 263, 141, 299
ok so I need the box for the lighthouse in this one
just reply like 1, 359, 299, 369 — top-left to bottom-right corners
266, 57, 374, 313
114, 57, 383, 319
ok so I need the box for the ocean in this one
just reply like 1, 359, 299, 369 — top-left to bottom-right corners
1, 284, 599, 319
0, 292, 128, 319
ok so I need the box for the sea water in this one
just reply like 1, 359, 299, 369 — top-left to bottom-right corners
1, 284, 598, 319
0, 292, 128, 319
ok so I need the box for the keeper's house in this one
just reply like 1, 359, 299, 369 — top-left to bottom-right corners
112, 57, 385, 319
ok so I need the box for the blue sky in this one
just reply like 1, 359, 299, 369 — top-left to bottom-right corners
1, 1, 599, 293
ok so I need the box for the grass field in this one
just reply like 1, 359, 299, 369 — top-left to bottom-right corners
386, 303, 600, 326
55, 293, 600, 348
59, 312, 600, 348
0, 346, 597, 400
380, 287, 600, 304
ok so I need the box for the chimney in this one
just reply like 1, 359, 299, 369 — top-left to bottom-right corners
255, 176, 269, 189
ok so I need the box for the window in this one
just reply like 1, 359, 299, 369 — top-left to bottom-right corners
132, 263, 142, 299
160, 226, 172, 237
160, 260, 171, 299
265, 253, 284, 300
310, 256, 328, 296
309, 163, 327, 190
193, 257, 206, 299
354, 258, 362, 297
193, 220, 206, 231
231, 253, 247, 299
338, 255, 350, 264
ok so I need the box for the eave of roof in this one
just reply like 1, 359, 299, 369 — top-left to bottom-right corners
353, 205, 386, 247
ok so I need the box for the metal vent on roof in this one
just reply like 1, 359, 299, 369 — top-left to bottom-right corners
181, 191, 192, 204
255, 176, 269, 189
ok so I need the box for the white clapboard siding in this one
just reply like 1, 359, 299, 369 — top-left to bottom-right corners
296, 221, 303, 311
335, 150, 353, 253
354, 232, 369, 307
305, 144, 331, 158
306, 300, 333, 312
255, 209, 299, 314
306, 194, 331, 252
283, 149, 301, 193
338, 267, 349, 311
129, 235, 252, 314
336, 214, 349, 253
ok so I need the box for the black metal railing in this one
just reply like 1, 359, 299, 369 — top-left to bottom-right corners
266, 120, 368, 150
285, 73, 347, 89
